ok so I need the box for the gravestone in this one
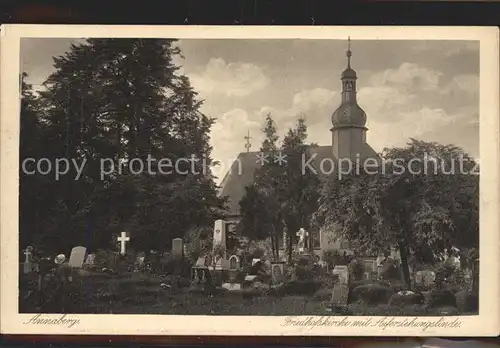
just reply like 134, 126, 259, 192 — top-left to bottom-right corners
117, 231, 130, 255
213, 219, 226, 254
69, 246, 86, 268
282, 229, 287, 250
228, 255, 240, 270
172, 238, 184, 258
215, 258, 229, 271
84, 253, 96, 268
191, 257, 208, 282
23, 246, 33, 274
361, 258, 377, 273
135, 253, 145, 271
330, 283, 349, 308
296, 228, 309, 253
270, 261, 286, 284
415, 271, 424, 285
332, 265, 349, 285
416, 270, 436, 286
222, 283, 242, 291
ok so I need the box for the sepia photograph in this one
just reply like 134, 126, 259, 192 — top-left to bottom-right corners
1, 25, 498, 336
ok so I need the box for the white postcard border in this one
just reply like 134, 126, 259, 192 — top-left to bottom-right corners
1, 25, 499, 336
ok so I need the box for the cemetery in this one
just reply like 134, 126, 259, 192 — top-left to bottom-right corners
18, 38, 480, 317
19, 219, 479, 315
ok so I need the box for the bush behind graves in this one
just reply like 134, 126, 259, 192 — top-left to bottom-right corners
94, 249, 119, 270
247, 239, 273, 260
348, 259, 365, 282
350, 284, 394, 305
347, 304, 433, 316
425, 289, 457, 308
184, 226, 213, 263
322, 250, 349, 268
455, 290, 478, 313
388, 292, 425, 306
160, 253, 191, 276
281, 280, 323, 296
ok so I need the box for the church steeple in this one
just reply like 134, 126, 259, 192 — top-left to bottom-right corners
341, 37, 357, 103
331, 37, 368, 161
346, 36, 352, 68
332, 37, 366, 129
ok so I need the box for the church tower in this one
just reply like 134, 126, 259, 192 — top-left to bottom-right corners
331, 38, 368, 161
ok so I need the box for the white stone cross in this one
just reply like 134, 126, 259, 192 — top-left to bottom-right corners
296, 228, 308, 252
23, 247, 32, 263
117, 232, 130, 255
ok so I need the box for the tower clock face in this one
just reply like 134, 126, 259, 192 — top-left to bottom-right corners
342, 108, 350, 121
345, 81, 353, 91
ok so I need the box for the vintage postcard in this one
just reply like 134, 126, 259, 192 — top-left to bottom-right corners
1, 25, 499, 336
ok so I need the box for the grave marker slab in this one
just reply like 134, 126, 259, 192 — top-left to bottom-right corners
69, 246, 86, 268
330, 283, 349, 307
332, 265, 349, 285
270, 261, 286, 284
213, 219, 226, 252
23, 246, 33, 274
172, 238, 184, 258
228, 255, 240, 270
222, 283, 242, 291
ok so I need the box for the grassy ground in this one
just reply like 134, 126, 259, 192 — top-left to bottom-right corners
19, 270, 476, 315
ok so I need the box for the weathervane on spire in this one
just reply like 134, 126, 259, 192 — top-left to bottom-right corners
244, 130, 252, 153
346, 36, 352, 68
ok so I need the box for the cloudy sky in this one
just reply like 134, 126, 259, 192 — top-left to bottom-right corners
21, 38, 479, 181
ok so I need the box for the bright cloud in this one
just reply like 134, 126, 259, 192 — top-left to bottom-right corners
368, 62, 442, 93
210, 108, 262, 180
255, 62, 478, 158
190, 58, 270, 97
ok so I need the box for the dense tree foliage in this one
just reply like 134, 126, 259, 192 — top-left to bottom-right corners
314, 139, 479, 288
238, 114, 320, 261
19, 39, 226, 255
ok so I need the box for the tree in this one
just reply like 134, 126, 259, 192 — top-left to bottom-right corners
239, 113, 283, 259
279, 116, 320, 261
314, 139, 479, 289
239, 114, 320, 261
19, 73, 46, 248
21, 39, 225, 253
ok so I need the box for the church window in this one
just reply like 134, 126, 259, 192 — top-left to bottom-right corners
345, 81, 353, 91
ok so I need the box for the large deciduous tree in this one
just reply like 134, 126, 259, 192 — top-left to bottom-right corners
314, 139, 479, 288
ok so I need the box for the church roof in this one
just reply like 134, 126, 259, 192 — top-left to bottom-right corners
341, 67, 357, 79
218, 143, 379, 217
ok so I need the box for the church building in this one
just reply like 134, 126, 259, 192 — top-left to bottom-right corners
219, 39, 380, 256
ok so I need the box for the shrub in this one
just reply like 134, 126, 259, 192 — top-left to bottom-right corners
348, 259, 365, 282
313, 287, 332, 301
247, 239, 273, 260
322, 250, 348, 268
455, 290, 478, 313
349, 279, 390, 291
94, 249, 119, 269
425, 290, 457, 308
347, 304, 431, 316
388, 292, 425, 306
379, 259, 402, 282
184, 226, 213, 263
282, 280, 322, 296
160, 253, 191, 276
350, 284, 394, 305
